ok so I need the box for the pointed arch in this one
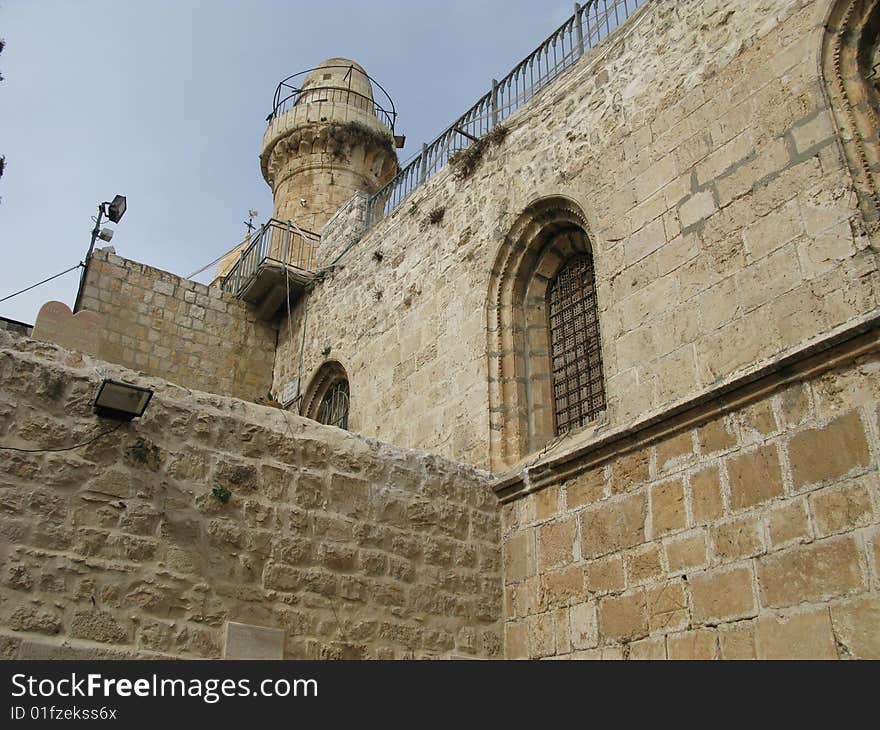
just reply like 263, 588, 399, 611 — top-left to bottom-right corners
486, 196, 606, 471
821, 0, 880, 235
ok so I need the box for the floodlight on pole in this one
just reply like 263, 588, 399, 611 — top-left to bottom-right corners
107, 195, 127, 224
73, 193, 128, 313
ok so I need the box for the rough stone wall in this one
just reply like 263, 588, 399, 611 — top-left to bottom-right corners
0, 317, 32, 337
499, 341, 880, 659
0, 331, 501, 659
78, 249, 278, 401
273, 0, 879, 469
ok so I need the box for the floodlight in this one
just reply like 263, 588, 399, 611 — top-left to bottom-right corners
93, 379, 153, 420
98, 228, 114, 242
107, 195, 127, 223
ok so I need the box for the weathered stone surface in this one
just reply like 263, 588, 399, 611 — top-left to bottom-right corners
767, 500, 811, 549
689, 566, 757, 623
690, 466, 724, 523
0, 333, 501, 660
830, 597, 880, 659
505, 530, 535, 584
808, 480, 874, 537
719, 622, 756, 660
539, 517, 577, 570
585, 555, 625, 595
665, 532, 708, 573
569, 601, 598, 651
579, 494, 646, 560
711, 516, 764, 563
566, 468, 605, 509
755, 610, 838, 660
69, 610, 128, 645
650, 479, 686, 537
757, 537, 863, 609
667, 629, 718, 660
726, 445, 784, 511
598, 591, 647, 643
78, 251, 278, 401
789, 412, 871, 488
646, 580, 689, 634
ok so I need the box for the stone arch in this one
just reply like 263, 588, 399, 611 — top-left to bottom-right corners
486, 196, 606, 471
821, 0, 880, 235
301, 360, 350, 429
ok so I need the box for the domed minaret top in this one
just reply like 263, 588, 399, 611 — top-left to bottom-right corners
259, 57, 400, 232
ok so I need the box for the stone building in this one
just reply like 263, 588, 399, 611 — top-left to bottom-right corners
1, 0, 879, 659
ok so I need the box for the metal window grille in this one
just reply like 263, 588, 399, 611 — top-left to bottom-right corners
317, 380, 350, 430
547, 255, 605, 434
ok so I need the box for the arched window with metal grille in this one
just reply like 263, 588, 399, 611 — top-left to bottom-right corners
316, 378, 349, 430
301, 360, 351, 431
547, 254, 605, 435
487, 196, 607, 469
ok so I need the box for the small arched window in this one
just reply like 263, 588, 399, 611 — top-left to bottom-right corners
547, 255, 605, 435
302, 361, 350, 431
317, 379, 349, 429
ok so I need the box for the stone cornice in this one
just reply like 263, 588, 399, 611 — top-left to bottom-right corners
493, 308, 880, 503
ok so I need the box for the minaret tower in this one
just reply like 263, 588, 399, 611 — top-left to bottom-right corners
261, 57, 400, 232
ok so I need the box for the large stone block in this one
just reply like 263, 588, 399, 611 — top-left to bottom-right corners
757, 537, 864, 609
579, 493, 647, 560
755, 610, 838, 660
650, 479, 686, 537
830, 597, 880, 660
726, 445, 784, 511
598, 591, 647, 644
689, 565, 757, 623
539, 517, 577, 570
789, 412, 871, 488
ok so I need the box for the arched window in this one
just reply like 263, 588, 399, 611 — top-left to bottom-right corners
301, 361, 350, 431
317, 379, 349, 429
487, 197, 607, 470
547, 254, 605, 436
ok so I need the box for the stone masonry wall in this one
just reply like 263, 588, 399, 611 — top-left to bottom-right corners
78, 249, 278, 401
273, 0, 879, 469
0, 331, 501, 659
500, 342, 880, 659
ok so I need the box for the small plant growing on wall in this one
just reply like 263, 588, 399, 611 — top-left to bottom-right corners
326, 121, 396, 161
212, 484, 231, 503
426, 206, 446, 225
449, 124, 510, 181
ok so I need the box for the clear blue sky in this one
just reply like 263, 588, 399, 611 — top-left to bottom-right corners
0, 0, 574, 324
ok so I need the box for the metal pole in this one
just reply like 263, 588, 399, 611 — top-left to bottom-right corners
73, 203, 105, 313
419, 143, 428, 185
574, 3, 585, 56
491, 79, 499, 126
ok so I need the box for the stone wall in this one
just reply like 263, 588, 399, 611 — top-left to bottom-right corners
0, 317, 32, 337
272, 0, 879, 470
0, 331, 501, 659
497, 324, 880, 659
77, 249, 278, 401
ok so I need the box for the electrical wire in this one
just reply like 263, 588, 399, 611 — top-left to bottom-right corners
0, 263, 83, 303
0, 421, 125, 453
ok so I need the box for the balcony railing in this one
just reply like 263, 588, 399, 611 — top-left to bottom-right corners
268, 64, 397, 131
366, 0, 647, 227
221, 218, 320, 298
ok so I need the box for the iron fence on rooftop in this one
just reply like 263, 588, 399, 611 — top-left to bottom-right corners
366, 0, 647, 227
